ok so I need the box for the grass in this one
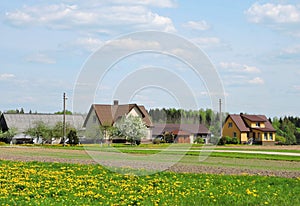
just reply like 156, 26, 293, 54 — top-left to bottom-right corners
0, 160, 299, 206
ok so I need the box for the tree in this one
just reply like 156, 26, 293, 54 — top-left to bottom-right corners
52, 122, 74, 140
163, 132, 174, 143
0, 128, 17, 143
24, 121, 52, 144
54, 110, 73, 115
114, 115, 147, 145
67, 129, 79, 146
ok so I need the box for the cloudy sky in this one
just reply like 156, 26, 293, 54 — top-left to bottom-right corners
1, 0, 300, 117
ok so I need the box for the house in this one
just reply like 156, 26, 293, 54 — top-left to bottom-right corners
152, 123, 211, 144
0, 113, 85, 143
222, 113, 276, 145
82, 101, 153, 143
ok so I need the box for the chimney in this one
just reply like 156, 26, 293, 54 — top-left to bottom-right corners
113, 100, 119, 105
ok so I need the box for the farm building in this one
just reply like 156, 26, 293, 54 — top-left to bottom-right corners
0, 113, 85, 143
152, 123, 211, 144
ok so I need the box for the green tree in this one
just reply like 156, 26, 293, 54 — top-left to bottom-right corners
0, 128, 17, 143
163, 132, 174, 143
25, 121, 52, 144
51, 122, 74, 140
67, 129, 79, 146
54, 110, 73, 115
114, 115, 147, 145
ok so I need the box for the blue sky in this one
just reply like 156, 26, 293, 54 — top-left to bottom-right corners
0, 0, 300, 117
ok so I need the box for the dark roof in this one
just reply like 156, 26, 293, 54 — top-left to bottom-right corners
152, 123, 210, 136
84, 103, 152, 127
241, 114, 265, 122
226, 114, 276, 132
227, 114, 250, 132
0, 114, 85, 133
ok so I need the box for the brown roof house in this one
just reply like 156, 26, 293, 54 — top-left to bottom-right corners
82, 101, 153, 143
152, 123, 211, 144
222, 113, 276, 145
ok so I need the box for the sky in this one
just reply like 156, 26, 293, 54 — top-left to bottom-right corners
0, 0, 300, 118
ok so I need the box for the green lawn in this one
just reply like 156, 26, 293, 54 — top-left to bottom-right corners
0, 160, 299, 206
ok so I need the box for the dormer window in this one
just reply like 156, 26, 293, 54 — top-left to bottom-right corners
256, 122, 260, 127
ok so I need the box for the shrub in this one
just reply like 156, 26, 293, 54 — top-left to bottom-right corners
275, 135, 286, 145
152, 138, 161, 144
194, 137, 205, 144
231, 137, 239, 144
67, 129, 79, 146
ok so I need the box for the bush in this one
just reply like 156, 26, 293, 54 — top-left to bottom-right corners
231, 137, 239, 144
67, 130, 79, 146
218, 136, 227, 145
275, 135, 286, 145
152, 138, 161, 144
194, 137, 205, 144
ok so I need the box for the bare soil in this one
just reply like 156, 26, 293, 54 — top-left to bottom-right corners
0, 147, 299, 178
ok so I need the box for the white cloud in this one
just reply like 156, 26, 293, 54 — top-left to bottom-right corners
25, 53, 56, 64
0, 73, 15, 80
107, 38, 161, 50
191, 37, 222, 49
219, 62, 261, 73
63, 37, 104, 52
248, 77, 264, 85
183, 20, 210, 31
107, 0, 177, 8
5, 3, 176, 33
246, 3, 300, 23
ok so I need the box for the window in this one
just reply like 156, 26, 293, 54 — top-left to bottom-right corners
264, 133, 267, 140
93, 116, 97, 123
256, 122, 260, 127
233, 132, 237, 138
269, 133, 273, 140
228, 122, 233, 128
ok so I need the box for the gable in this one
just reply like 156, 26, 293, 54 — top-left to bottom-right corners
226, 115, 250, 132
85, 103, 152, 127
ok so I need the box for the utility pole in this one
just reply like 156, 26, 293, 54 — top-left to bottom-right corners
63, 92, 67, 146
219, 99, 222, 138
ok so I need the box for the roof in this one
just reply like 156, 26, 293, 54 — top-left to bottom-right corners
84, 103, 152, 127
241, 114, 265, 122
227, 114, 250, 132
0, 114, 85, 133
226, 114, 276, 132
152, 123, 210, 136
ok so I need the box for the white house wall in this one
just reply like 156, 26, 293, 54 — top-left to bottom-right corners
127, 107, 143, 117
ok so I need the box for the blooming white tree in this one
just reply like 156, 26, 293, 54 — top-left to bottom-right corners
114, 115, 147, 145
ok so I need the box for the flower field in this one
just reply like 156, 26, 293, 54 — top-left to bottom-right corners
0, 160, 299, 206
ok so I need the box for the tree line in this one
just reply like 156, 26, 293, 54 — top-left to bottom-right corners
271, 116, 300, 145
149, 108, 227, 137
